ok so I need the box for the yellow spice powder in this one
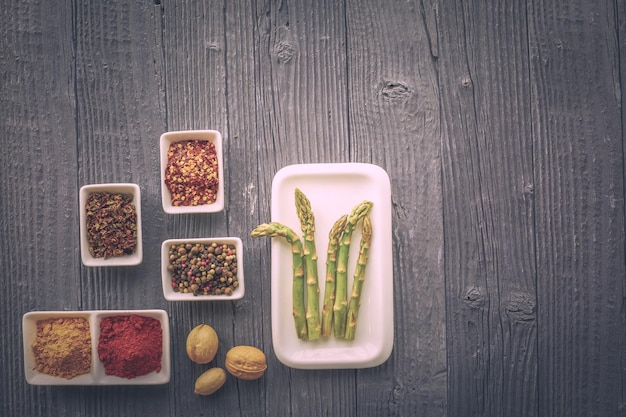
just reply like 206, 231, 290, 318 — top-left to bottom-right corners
32, 317, 92, 379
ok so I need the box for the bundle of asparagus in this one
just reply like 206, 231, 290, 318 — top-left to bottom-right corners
251, 189, 373, 341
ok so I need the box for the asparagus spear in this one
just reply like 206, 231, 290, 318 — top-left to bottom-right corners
344, 215, 372, 341
333, 200, 373, 339
321, 214, 348, 337
295, 188, 321, 340
251, 222, 308, 340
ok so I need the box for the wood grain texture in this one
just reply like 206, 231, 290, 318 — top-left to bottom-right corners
224, 1, 299, 416
0, 2, 80, 416
345, 0, 446, 415
438, 1, 538, 416
2, 0, 626, 416
249, 1, 353, 415
619, 0, 626, 411
71, 2, 172, 416
0, 2, 78, 306
528, 1, 626, 416
74, 0, 167, 312
158, 2, 246, 416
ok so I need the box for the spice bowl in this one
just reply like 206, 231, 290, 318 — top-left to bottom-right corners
79, 183, 143, 267
161, 237, 245, 301
92, 310, 171, 385
23, 309, 170, 385
160, 130, 224, 214
23, 311, 94, 385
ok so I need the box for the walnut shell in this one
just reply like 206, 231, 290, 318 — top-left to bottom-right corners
194, 367, 227, 396
186, 324, 219, 364
225, 345, 267, 380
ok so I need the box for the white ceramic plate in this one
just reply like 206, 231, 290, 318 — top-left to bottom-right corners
79, 183, 143, 267
23, 309, 170, 385
270, 163, 394, 369
161, 237, 245, 301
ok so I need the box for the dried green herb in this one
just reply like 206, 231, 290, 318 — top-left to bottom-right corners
85, 192, 138, 259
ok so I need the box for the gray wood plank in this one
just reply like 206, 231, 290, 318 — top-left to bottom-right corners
619, 0, 626, 409
527, 1, 626, 415
345, 0, 446, 415
0, 1, 80, 416
71, 1, 173, 416
222, 1, 288, 415
158, 1, 246, 415
437, 1, 538, 416
240, 0, 354, 415
74, 0, 167, 310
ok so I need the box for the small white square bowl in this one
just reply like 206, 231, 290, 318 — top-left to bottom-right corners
79, 183, 143, 267
161, 237, 245, 301
160, 130, 224, 214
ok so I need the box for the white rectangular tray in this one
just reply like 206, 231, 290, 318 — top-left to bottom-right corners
270, 163, 394, 369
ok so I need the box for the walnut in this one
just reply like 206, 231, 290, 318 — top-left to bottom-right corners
225, 346, 267, 380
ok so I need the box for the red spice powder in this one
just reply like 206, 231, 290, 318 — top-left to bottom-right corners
97, 315, 162, 379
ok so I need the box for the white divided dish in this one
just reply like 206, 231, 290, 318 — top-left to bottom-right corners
270, 163, 394, 369
23, 309, 170, 385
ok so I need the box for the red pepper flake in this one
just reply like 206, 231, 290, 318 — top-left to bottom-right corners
164, 140, 219, 206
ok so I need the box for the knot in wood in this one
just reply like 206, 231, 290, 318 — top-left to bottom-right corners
275, 41, 296, 64
524, 183, 534, 195
459, 75, 472, 88
462, 286, 484, 309
206, 43, 221, 52
505, 292, 536, 322
380, 80, 411, 102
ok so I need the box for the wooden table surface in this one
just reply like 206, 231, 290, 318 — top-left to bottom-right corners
2, 1, 625, 416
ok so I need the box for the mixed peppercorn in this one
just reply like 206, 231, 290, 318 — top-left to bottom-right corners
164, 140, 219, 207
167, 242, 239, 296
